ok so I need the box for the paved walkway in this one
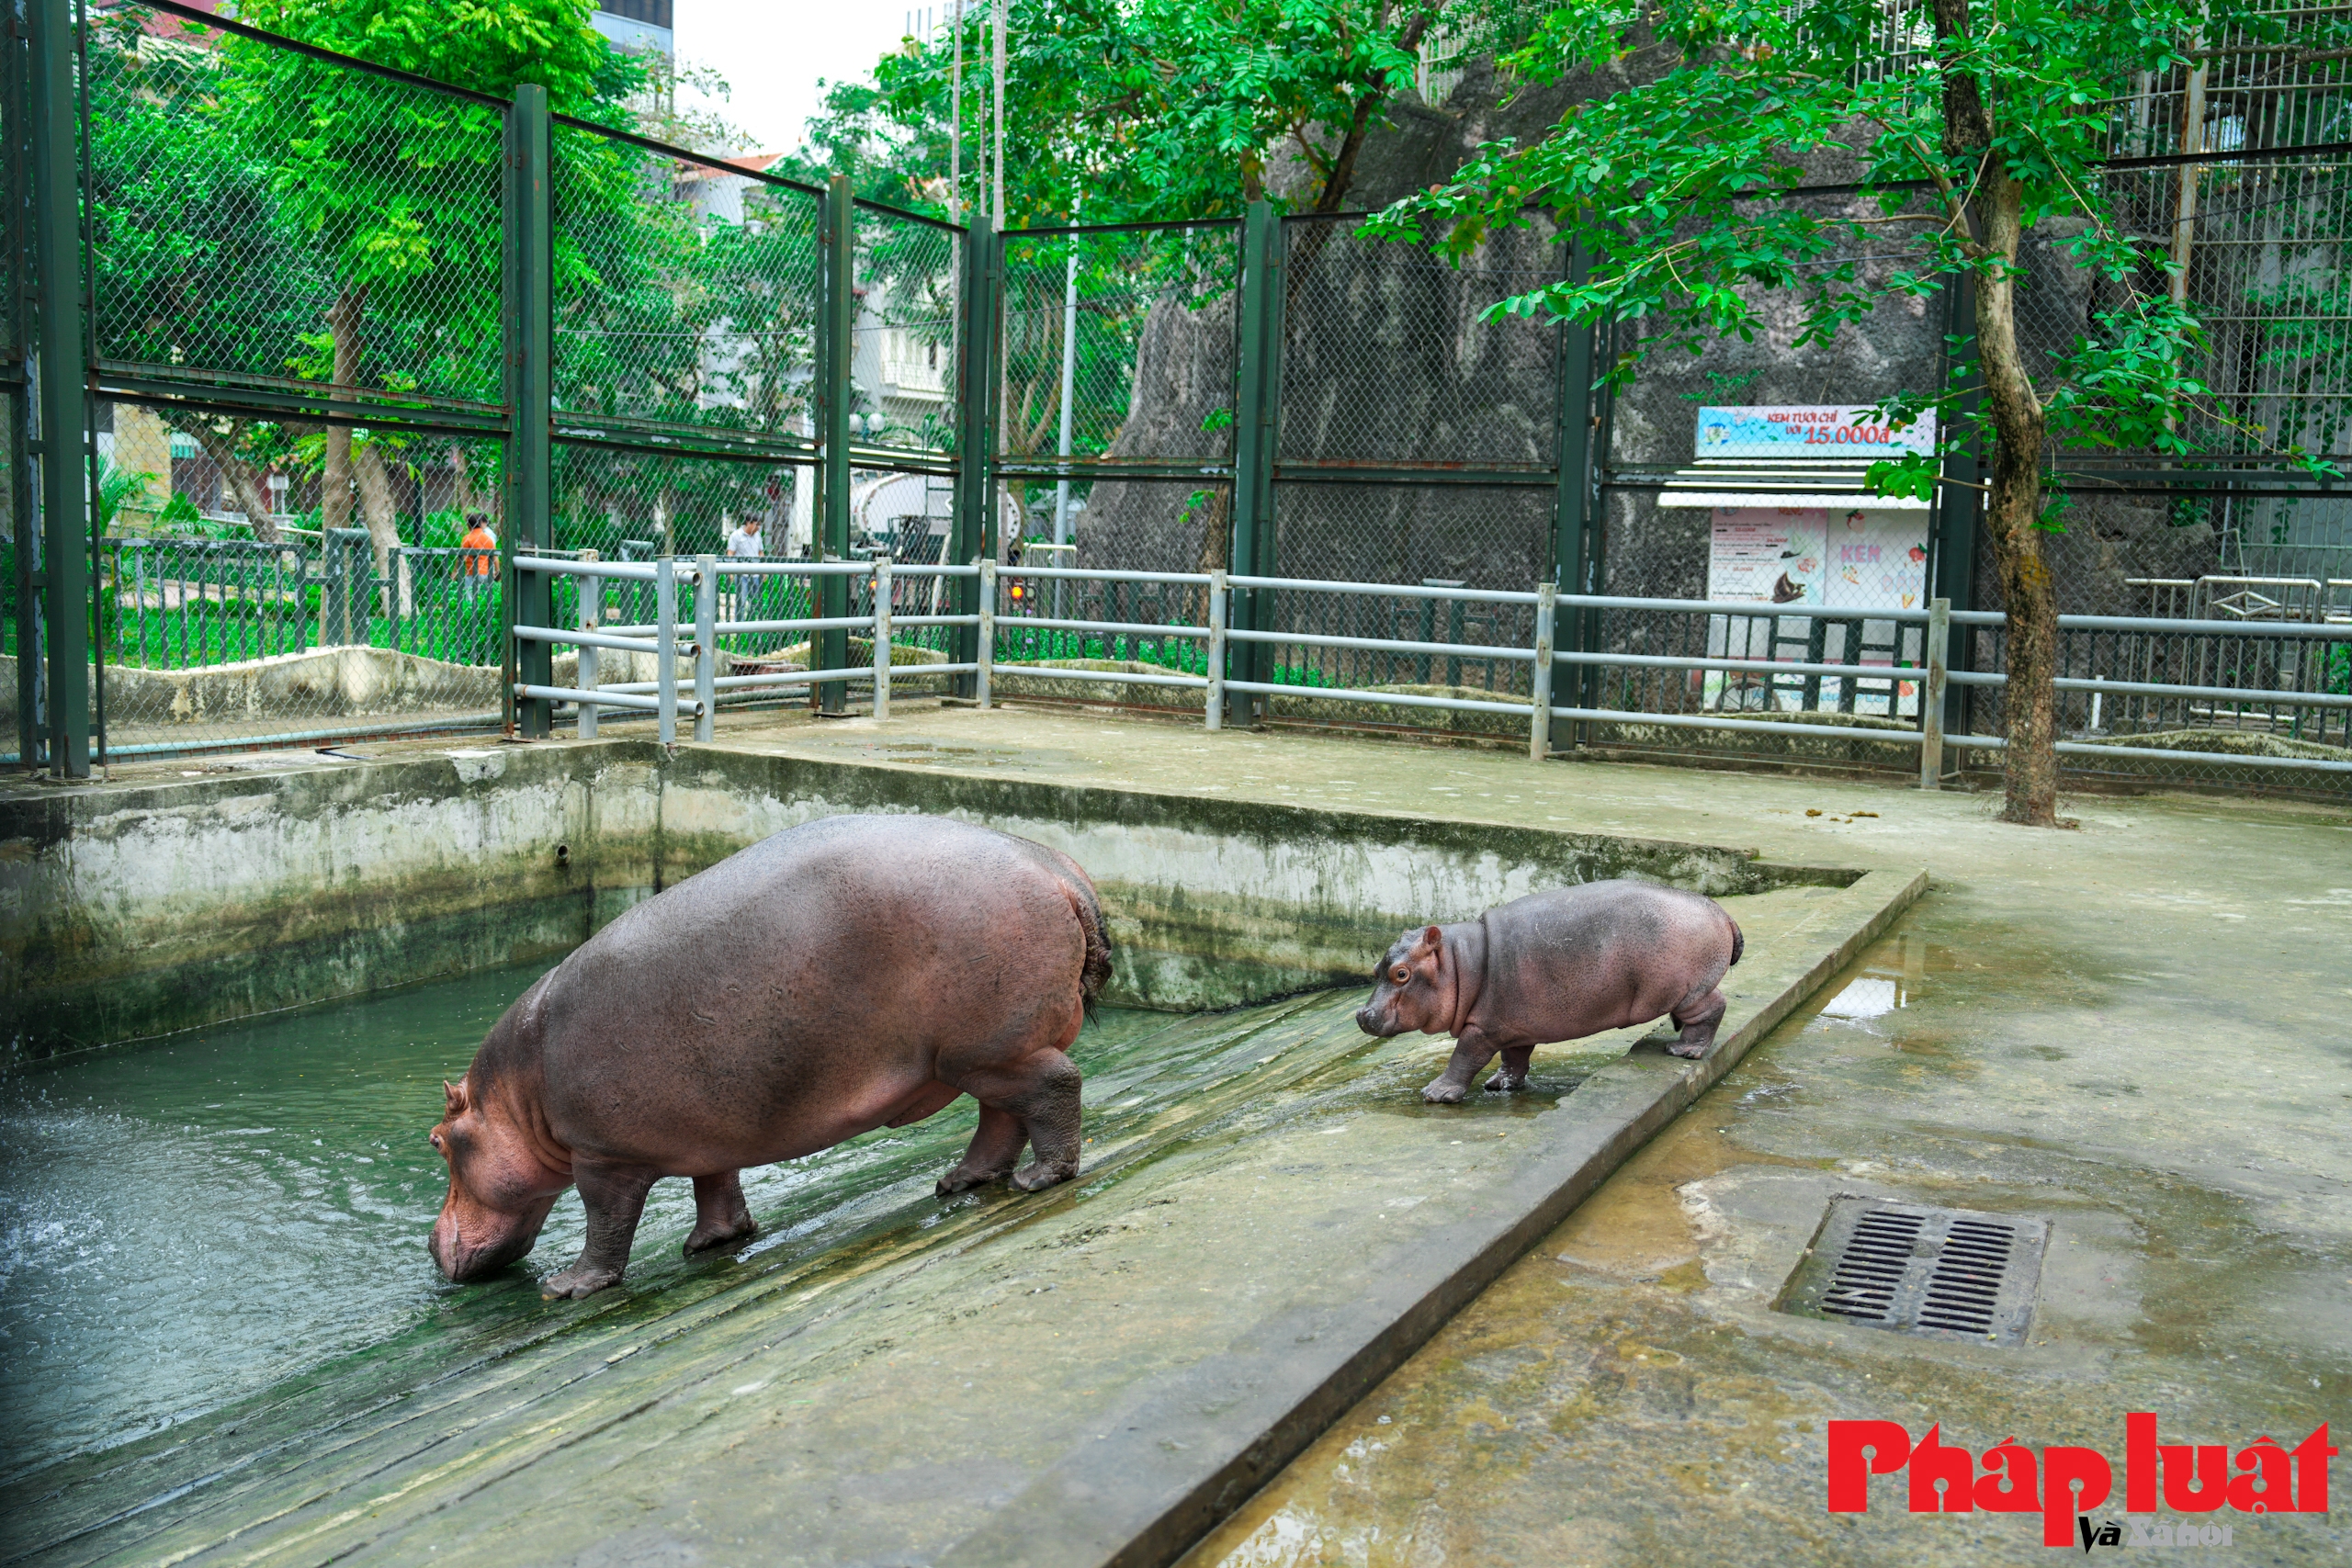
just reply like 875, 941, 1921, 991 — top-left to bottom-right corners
727, 704, 2352, 1566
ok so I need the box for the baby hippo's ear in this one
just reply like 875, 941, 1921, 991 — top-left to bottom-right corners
1418, 924, 1443, 954
444, 1077, 469, 1118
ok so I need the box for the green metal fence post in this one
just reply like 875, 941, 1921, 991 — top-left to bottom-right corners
31, 0, 85, 776
950, 220, 1000, 694
1932, 267, 1982, 764
816, 175, 854, 712
1227, 199, 1281, 726
1552, 239, 1596, 741
503, 83, 553, 738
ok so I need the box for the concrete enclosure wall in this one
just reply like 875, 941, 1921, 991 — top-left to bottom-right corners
0, 740, 1849, 1059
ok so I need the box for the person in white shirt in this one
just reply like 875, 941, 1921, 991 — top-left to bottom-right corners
722, 516, 763, 626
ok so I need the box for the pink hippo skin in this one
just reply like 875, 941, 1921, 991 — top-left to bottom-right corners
1355, 880, 1744, 1103
426, 815, 1111, 1298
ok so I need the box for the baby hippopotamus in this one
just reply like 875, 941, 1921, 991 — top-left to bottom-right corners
427, 815, 1111, 1298
1357, 880, 1743, 1103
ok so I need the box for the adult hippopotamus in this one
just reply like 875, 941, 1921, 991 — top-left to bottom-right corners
1356, 880, 1743, 1103
426, 815, 1112, 1298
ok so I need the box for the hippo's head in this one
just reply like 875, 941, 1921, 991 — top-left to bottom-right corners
426, 1076, 564, 1282
1356, 925, 1453, 1038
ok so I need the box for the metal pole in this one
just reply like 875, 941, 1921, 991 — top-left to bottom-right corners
693, 553, 716, 742
950, 224, 1000, 695
1052, 206, 1078, 618
818, 175, 854, 713
991, 0, 1005, 230
949, 0, 961, 226
1919, 595, 1949, 789
1530, 580, 1556, 761
872, 556, 892, 720
503, 83, 553, 738
577, 550, 600, 738
1934, 267, 1983, 753
1553, 240, 1594, 754
1227, 199, 1280, 728
31, 0, 86, 776
976, 557, 995, 708
1205, 567, 1227, 731
655, 554, 677, 746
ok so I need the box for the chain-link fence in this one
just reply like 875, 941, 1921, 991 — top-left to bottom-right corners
13, 0, 2349, 794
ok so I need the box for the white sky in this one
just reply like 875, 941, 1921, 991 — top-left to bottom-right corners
673, 2, 925, 156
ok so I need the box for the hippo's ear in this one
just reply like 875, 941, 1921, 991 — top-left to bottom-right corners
443, 1077, 469, 1117
1419, 924, 1443, 953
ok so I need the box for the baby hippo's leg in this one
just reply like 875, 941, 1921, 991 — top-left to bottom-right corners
1668, 984, 1729, 1060
684, 1169, 758, 1256
1484, 1044, 1536, 1093
1423, 1030, 1499, 1105
544, 1159, 660, 1299
935, 1104, 1027, 1196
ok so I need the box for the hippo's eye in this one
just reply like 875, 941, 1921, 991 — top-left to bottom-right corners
429, 1132, 444, 1151
1390, 965, 1410, 984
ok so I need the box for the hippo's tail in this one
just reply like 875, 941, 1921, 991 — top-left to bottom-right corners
1064, 879, 1114, 1018
1726, 916, 1745, 969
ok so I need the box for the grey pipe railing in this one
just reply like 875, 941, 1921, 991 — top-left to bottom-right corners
506, 561, 2351, 779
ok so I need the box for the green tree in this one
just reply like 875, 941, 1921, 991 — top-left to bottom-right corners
799, 1, 1525, 224
1382, 0, 2343, 826
220, 0, 622, 567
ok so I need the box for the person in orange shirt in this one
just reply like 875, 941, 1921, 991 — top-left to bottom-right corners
459, 513, 498, 601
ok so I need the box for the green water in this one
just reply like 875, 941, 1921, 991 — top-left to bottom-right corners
0, 964, 1288, 1487
0, 964, 1439, 1514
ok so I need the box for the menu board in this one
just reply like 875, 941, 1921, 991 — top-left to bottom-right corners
1706, 506, 1930, 716
1707, 508, 1823, 604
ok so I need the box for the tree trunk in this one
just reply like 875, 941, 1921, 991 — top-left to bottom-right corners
355, 439, 411, 615
322, 283, 365, 536
450, 445, 492, 520
1975, 176, 2061, 825
1938, 0, 2059, 825
1194, 486, 1232, 578
178, 417, 281, 545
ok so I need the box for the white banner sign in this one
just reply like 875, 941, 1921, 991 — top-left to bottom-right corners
1696, 405, 1937, 458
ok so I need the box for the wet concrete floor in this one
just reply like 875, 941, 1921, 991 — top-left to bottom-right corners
717, 705, 2352, 1564
26, 705, 2352, 1563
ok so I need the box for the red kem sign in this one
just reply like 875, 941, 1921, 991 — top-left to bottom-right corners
1826, 1416, 2335, 1546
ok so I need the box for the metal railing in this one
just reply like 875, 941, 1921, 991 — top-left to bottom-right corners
507, 562, 2352, 781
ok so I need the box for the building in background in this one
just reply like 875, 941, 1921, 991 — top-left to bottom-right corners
593, 0, 673, 57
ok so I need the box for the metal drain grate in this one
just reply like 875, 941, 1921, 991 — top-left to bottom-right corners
1778, 1197, 2047, 1347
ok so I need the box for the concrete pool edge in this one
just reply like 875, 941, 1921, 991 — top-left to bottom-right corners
3, 737, 1859, 1058
934, 865, 1928, 1568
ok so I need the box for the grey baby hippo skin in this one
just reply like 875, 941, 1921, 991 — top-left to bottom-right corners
1355, 880, 1744, 1103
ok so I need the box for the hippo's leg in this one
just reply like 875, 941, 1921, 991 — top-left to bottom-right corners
1668, 986, 1729, 1060
1422, 1030, 1498, 1105
542, 1160, 660, 1299
935, 1105, 1027, 1196
683, 1170, 758, 1256
1484, 1044, 1536, 1093
949, 1047, 1083, 1192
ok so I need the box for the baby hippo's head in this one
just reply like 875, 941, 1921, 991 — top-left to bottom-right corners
426, 1076, 565, 1283
1357, 925, 1451, 1038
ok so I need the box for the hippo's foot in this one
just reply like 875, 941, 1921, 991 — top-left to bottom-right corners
683, 1213, 758, 1256
1421, 1077, 1469, 1105
934, 1160, 1016, 1197
1483, 1072, 1528, 1093
1666, 1040, 1711, 1060
541, 1262, 624, 1300
1010, 1157, 1077, 1192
